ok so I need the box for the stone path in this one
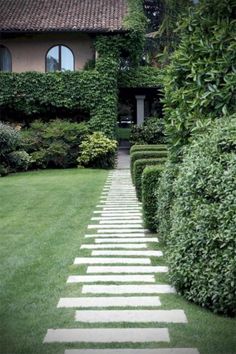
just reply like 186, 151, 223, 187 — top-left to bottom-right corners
43, 168, 199, 354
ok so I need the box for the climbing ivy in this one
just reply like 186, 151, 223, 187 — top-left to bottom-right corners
0, 0, 154, 137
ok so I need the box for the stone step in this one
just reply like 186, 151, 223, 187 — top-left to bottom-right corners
88, 225, 143, 229
44, 328, 170, 343
97, 229, 148, 234
86, 266, 168, 274
98, 220, 142, 224
81, 244, 147, 249
74, 258, 151, 265
91, 251, 163, 257
85, 234, 146, 238
82, 284, 176, 294
64, 349, 200, 354
93, 211, 142, 216
67, 275, 155, 283
75, 310, 187, 323
91, 217, 142, 221
57, 296, 161, 308
95, 238, 158, 243
96, 207, 142, 210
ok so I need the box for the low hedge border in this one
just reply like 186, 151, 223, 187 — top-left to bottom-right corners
130, 144, 167, 154
133, 158, 166, 201
142, 165, 164, 231
131, 150, 168, 182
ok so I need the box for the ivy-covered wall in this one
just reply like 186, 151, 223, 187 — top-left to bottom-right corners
0, 0, 161, 137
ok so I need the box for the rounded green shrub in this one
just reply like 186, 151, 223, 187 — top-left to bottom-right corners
77, 132, 117, 169
130, 118, 166, 146
0, 121, 20, 157
7, 150, 31, 171
168, 117, 236, 315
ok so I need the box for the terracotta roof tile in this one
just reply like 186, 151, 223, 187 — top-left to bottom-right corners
0, 0, 128, 33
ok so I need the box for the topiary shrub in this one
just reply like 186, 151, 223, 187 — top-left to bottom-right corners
22, 119, 89, 169
77, 132, 117, 169
142, 165, 164, 231
130, 117, 166, 146
168, 117, 236, 315
130, 144, 167, 154
156, 160, 179, 243
131, 150, 168, 182
133, 158, 166, 201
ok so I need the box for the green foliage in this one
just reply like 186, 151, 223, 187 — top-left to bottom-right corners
77, 132, 117, 169
118, 67, 161, 88
130, 144, 167, 153
7, 150, 31, 171
156, 159, 179, 243
22, 119, 89, 169
131, 150, 168, 181
0, 121, 29, 176
133, 158, 166, 201
142, 165, 164, 231
168, 117, 236, 315
130, 118, 166, 146
162, 0, 236, 160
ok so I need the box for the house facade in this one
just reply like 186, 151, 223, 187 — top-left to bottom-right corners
0, 0, 160, 130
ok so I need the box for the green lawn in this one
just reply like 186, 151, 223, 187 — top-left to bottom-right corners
0, 169, 235, 354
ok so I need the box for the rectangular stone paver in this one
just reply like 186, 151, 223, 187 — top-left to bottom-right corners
88, 225, 143, 229
95, 238, 158, 243
91, 217, 142, 221
82, 285, 176, 294
98, 220, 143, 224
91, 251, 163, 257
81, 244, 147, 249
85, 234, 146, 238
65, 349, 200, 354
86, 266, 168, 273
74, 258, 151, 265
57, 296, 161, 308
67, 275, 155, 283
75, 310, 187, 323
97, 229, 148, 234
44, 328, 170, 343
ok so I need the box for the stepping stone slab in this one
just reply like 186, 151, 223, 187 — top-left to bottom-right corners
81, 244, 147, 249
98, 220, 142, 224
88, 225, 143, 229
95, 238, 158, 243
86, 266, 169, 274
67, 275, 155, 283
91, 251, 163, 257
85, 234, 146, 238
44, 328, 170, 343
91, 217, 142, 220
75, 310, 187, 323
97, 229, 147, 233
65, 349, 199, 354
58, 296, 161, 308
74, 258, 151, 265
82, 285, 176, 294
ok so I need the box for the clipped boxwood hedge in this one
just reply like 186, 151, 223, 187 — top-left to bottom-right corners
130, 144, 167, 154
142, 165, 164, 231
131, 150, 168, 181
168, 117, 236, 315
133, 158, 166, 201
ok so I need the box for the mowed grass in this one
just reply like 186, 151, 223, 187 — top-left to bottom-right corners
0, 169, 108, 354
0, 169, 235, 354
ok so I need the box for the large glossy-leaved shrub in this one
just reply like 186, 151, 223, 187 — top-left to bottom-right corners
162, 0, 236, 160
168, 117, 236, 315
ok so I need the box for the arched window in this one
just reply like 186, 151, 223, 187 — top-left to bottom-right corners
0, 45, 12, 72
46, 45, 74, 72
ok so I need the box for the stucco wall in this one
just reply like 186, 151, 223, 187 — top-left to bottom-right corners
0, 33, 95, 72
